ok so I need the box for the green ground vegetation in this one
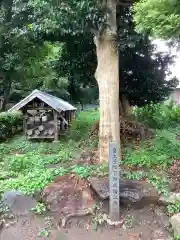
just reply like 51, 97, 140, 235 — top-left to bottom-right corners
0, 109, 99, 195
0, 104, 180, 197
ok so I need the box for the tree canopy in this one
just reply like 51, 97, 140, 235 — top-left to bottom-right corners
133, 0, 180, 40
0, 0, 70, 106
54, 5, 177, 107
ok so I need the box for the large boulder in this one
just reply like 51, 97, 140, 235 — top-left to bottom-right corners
88, 177, 159, 206
170, 213, 180, 237
2, 191, 37, 216
42, 174, 95, 227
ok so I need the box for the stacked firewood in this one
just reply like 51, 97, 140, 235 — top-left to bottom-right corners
26, 110, 55, 137
90, 117, 154, 144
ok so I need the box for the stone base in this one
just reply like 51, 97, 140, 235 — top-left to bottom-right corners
88, 177, 159, 206
42, 174, 95, 227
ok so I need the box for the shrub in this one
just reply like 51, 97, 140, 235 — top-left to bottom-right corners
124, 128, 180, 168
134, 102, 180, 129
0, 111, 23, 141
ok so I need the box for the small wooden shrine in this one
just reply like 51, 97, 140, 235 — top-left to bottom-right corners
8, 90, 76, 140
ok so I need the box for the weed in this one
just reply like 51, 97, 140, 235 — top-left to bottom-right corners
167, 203, 180, 216
37, 228, 50, 238
71, 165, 93, 178
94, 163, 108, 177
147, 173, 169, 195
91, 203, 108, 230
124, 170, 147, 180
31, 202, 47, 215
124, 215, 136, 229
0, 167, 68, 195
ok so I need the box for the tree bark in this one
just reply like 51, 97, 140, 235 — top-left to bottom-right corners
94, 0, 120, 163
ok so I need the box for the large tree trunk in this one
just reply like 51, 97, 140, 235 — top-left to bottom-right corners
94, 0, 120, 163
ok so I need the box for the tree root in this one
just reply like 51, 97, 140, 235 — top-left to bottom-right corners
58, 209, 93, 228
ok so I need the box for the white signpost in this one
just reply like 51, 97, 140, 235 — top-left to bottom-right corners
108, 142, 120, 223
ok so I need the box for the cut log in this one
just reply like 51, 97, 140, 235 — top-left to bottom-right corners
34, 129, 40, 135
42, 116, 48, 122
27, 129, 33, 136
48, 128, 54, 135
44, 130, 48, 136
48, 120, 55, 125
27, 117, 34, 124
34, 116, 40, 122
38, 125, 45, 132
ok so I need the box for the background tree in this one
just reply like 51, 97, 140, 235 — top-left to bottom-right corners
55, 36, 98, 107
133, 0, 180, 40
0, 0, 69, 108
117, 5, 178, 110
54, 4, 177, 113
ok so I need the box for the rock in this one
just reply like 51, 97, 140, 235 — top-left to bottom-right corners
159, 192, 180, 205
2, 191, 37, 216
88, 177, 159, 205
42, 174, 95, 227
170, 213, 180, 237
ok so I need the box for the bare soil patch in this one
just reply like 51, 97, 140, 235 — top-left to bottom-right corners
0, 205, 169, 240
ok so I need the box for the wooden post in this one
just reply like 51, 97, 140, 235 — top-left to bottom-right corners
109, 142, 120, 223
23, 113, 27, 139
71, 110, 75, 120
54, 110, 59, 141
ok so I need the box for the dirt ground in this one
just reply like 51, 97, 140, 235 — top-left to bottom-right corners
0, 204, 170, 240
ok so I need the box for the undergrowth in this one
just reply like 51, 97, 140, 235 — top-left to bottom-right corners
134, 102, 180, 129
124, 127, 180, 168
0, 110, 99, 195
0, 106, 179, 198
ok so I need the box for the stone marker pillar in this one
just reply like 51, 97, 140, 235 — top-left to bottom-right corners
108, 142, 120, 223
